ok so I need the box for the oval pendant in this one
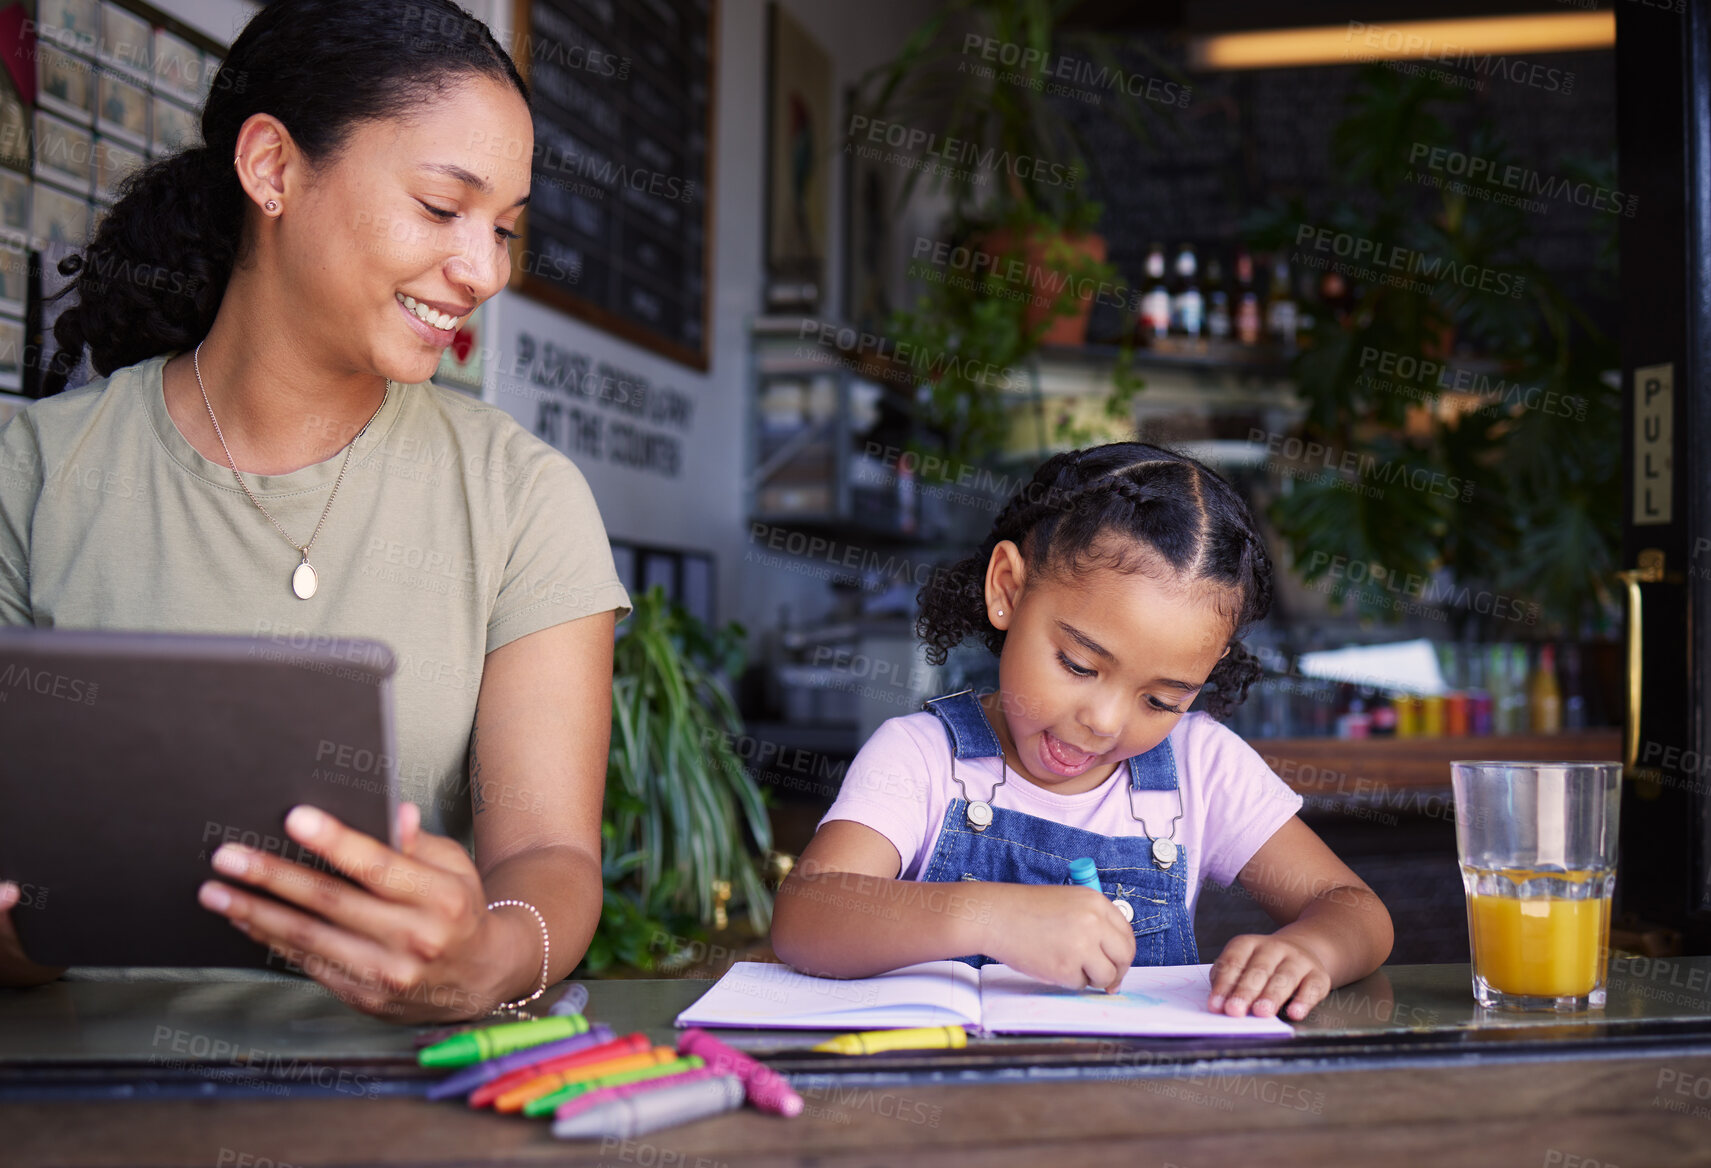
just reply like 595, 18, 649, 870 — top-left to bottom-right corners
966, 800, 993, 831
1152, 838, 1176, 868
291, 560, 319, 600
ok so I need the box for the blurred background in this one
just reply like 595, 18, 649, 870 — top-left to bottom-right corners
10, 0, 1705, 976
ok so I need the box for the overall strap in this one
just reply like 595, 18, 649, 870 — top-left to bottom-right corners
922, 689, 1004, 760
1126, 735, 1180, 792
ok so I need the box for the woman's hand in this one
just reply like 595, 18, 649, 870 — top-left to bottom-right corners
197, 801, 534, 1023
0, 882, 66, 988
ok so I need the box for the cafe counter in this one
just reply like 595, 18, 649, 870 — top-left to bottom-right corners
3, 955, 1710, 1167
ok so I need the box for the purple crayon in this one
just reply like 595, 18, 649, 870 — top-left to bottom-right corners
425, 1024, 615, 1101
552, 1065, 720, 1122
677, 1028, 803, 1117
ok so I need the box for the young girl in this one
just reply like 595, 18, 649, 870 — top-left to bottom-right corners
772, 443, 1392, 1020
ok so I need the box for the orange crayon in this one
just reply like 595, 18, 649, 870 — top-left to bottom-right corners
468, 1033, 650, 1109
495, 1048, 677, 1114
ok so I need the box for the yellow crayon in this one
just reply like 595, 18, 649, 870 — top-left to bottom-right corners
811, 1025, 968, 1056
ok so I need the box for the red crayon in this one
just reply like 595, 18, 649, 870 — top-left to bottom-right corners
469, 1032, 650, 1109
677, 1028, 803, 1117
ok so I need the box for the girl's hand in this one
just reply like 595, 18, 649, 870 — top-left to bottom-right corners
1207, 933, 1333, 1021
980, 884, 1136, 992
0, 882, 66, 988
197, 802, 530, 1023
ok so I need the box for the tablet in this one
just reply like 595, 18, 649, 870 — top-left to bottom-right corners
0, 627, 398, 968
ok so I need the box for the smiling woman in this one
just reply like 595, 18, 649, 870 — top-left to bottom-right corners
0, 0, 631, 1023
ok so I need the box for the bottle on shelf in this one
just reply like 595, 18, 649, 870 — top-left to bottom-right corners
1394, 694, 1420, 738
1561, 641, 1587, 730
1140, 242, 1171, 341
1527, 643, 1563, 733
1235, 247, 1261, 345
1336, 686, 1372, 739
1488, 643, 1528, 734
1368, 690, 1397, 737
1172, 243, 1203, 337
1465, 645, 1493, 735
1205, 256, 1231, 339
1265, 255, 1298, 346
1420, 693, 1446, 737
1318, 268, 1351, 324
1437, 641, 1469, 736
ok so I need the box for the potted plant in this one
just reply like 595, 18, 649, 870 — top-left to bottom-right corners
854, 0, 1166, 462
581, 586, 774, 973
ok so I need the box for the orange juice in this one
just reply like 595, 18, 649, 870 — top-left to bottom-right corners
1467, 891, 1610, 998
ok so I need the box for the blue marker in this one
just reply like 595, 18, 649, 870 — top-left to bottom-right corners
1069, 857, 1102, 892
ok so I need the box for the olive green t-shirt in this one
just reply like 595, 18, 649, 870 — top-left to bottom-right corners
0, 353, 630, 845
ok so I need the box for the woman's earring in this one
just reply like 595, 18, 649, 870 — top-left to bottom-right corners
994, 608, 1005, 618
264, 199, 278, 214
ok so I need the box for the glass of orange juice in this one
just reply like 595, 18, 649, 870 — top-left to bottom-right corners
1450, 761, 1621, 1011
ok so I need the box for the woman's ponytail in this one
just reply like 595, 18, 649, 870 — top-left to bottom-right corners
42, 146, 241, 395
37, 0, 528, 397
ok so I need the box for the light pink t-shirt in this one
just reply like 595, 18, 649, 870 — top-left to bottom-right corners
820, 709, 1305, 921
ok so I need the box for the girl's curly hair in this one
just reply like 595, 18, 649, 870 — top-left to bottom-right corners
916, 442, 1272, 720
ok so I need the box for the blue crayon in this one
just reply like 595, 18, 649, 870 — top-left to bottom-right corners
1069, 857, 1102, 892
425, 1023, 615, 1101
549, 982, 590, 1017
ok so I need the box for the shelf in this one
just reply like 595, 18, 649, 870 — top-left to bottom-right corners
1246, 729, 1623, 797
1039, 337, 1299, 375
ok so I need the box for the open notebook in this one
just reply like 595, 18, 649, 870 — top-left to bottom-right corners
675, 961, 1294, 1038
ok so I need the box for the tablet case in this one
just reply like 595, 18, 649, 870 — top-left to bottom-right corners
0, 628, 399, 968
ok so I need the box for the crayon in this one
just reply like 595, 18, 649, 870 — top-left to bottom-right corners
426, 1024, 614, 1101
412, 1023, 470, 1050
469, 1033, 651, 1109
551, 1066, 720, 1122
677, 1028, 803, 1117
500, 1048, 678, 1115
811, 1025, 967, 1056
417, 1013, 590, 1068
549, 982, 590, 1017
1069, 857, 1102, 892
552, 1074, 746, 1140
521, 1054, 704, 1118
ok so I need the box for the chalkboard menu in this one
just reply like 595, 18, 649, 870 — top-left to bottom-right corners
511, 0, 714, 370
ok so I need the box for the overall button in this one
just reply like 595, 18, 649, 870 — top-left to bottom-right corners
1114, 900, 1135, 922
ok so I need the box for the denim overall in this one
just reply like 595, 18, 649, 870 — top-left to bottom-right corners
917, 690, 1198, 967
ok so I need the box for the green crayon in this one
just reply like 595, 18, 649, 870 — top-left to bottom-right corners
418, 1013, 590, 1068
522, 1055, 705, 1118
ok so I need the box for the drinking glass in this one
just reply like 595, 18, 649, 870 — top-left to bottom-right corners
1450, 761, 1621, 1011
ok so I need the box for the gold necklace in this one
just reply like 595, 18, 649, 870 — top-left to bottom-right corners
192, 342, 390, 600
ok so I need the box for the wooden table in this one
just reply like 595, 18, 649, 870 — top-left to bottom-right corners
5, 957, 1711, 1167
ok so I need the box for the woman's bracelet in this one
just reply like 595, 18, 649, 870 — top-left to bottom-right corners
486, 898, 550, 1015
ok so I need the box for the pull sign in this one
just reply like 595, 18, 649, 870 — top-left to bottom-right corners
1634, 362, 1674, 525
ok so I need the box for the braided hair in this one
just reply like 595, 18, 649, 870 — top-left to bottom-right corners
916, 442, 1272, 719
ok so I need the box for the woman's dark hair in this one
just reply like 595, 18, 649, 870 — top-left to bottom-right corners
41, 0, 528, 396
916, 442, 1273, 720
